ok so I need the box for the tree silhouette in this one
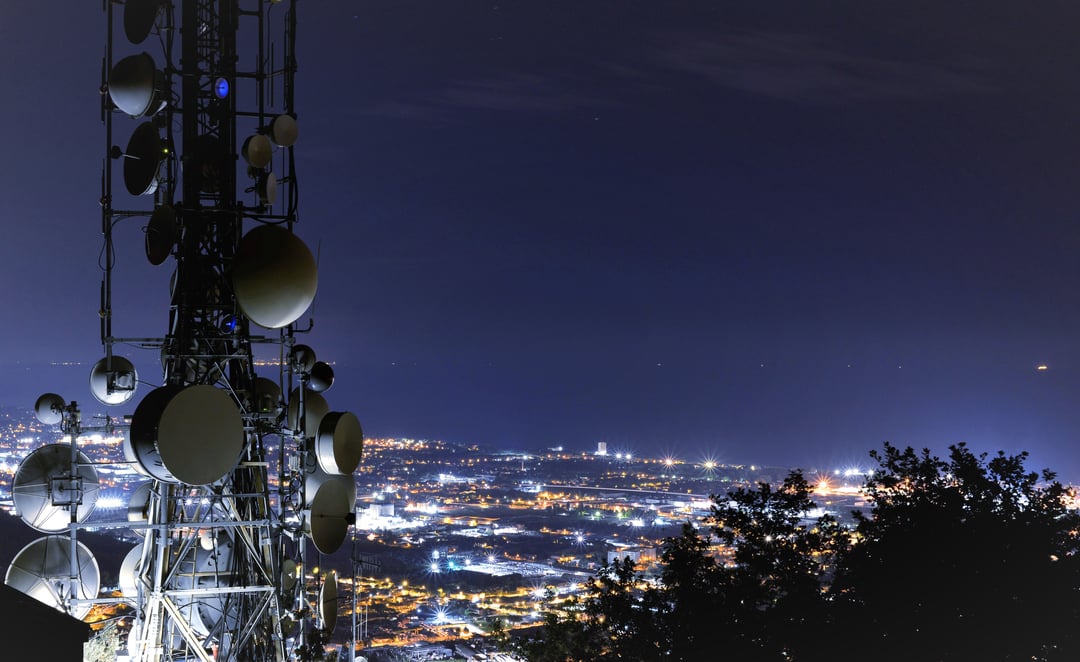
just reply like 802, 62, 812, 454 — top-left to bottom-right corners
514, 445, 1080, 662
834, 443, 1080, 661
517, 472, 840, 661
708, 470, 842, 660
514, 558, 661, 662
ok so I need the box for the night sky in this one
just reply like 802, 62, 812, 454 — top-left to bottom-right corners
4, 2, 1080, 479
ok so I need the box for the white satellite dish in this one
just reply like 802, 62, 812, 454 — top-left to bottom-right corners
290, 344, 317, 373
109, 53, 165, 118
314, 411, 363, 475
89, 356, 139, 406
319, 571, 338, 633
241, 134, 273, 169
5, 536, 100, 619
122, 430, 151, 478
129, 385, 243, 484
231, 225, 317, 329
127, 481, 153, 535
270, 114, 298, 147
119, 546, 142, 599
286, 387, 328, 437
257, 171, 278, 205
33, 393, 65, 426
12, 444, 100, 533
304, 459, 357, 510
304, 469, 355, 555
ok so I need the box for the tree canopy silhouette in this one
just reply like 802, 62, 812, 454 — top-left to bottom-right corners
514, 443, 1080, 662
834, 443, 1080, 661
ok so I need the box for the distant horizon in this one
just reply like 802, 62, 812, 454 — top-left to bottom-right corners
3, 358, 1077, 486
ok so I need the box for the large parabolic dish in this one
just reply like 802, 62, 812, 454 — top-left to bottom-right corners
304, 470, 355, 555
231, 225, 317, 329
123, 121, 162, 196
5, 536, 100, 619
124, 0, 161, 44
170, 535, 238, 637
130, 385, 243, 485
287, 387, 328, 437
314, 411, 364, 475
109, 53, 163, 118
13, 444, 100, 532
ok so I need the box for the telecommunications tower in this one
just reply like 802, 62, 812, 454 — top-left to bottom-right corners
5, 1, 364, 660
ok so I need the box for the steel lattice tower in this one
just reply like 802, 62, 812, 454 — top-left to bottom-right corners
5, 2, 363, 661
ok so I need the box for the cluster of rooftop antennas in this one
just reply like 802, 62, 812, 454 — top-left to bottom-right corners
5, 2, 363, 660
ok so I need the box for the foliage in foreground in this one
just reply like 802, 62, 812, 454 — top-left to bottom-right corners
512, 443, 1080, 662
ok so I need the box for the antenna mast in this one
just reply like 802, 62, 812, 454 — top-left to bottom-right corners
7, 2, 365, 661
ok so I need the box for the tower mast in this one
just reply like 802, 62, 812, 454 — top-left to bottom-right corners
6, 3, 365, 661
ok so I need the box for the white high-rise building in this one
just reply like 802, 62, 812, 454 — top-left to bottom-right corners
596, 442, 608, 456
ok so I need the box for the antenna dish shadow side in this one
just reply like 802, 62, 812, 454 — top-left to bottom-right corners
231, 225, 318, 329
122, 122, 162, 196
124, 0, 161, 44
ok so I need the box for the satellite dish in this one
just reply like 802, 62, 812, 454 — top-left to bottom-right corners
145, 206, 176, 265
122, 430, 151, 478
286, 387, 328, 436
319, 571, 338, 632
304, 464, 355, 555
108, 53, 165, 117
124, 0, 161, 44
314, 411, 363, 475
170, 537, 237, 636
241, 134, 273, 169
5, 536, 101, 619
127, 481, 152, 535
123, 121, 162, 196
129, 385, 243, 484
33, 393, 65, 425
12, 444, 100, 533
257, 171, 277, 205
304, 459, 357, 509
253, 377, 282, 415
231, 225, 318, 329
89, 356, 138, 406
308, 361, 335, 393
281, 558, 298, 592
290, 344, 317, 373
270, 114, 298, 147
119, 546, 142, 599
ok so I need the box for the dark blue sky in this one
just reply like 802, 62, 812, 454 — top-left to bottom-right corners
4, 2, 1080, 479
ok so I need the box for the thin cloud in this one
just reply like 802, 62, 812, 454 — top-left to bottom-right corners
652, 29, 998, 104
350, 27, 999, 121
